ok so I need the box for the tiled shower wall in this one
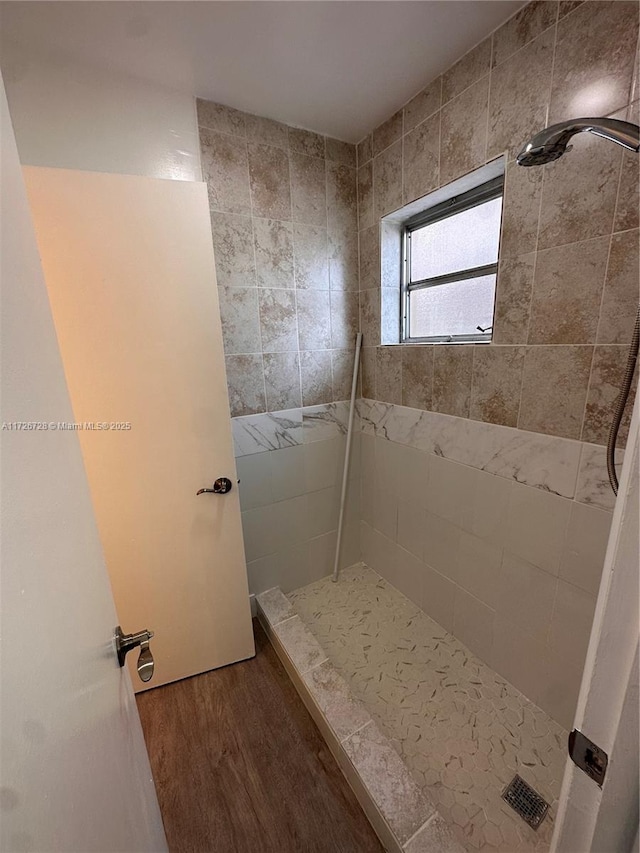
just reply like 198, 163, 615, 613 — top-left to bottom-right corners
356, 0, 639, 727
197, 102, 360, 593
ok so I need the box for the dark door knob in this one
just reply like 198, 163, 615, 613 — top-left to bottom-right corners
197, 477, 233, 496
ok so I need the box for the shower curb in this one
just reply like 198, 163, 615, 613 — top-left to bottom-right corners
256, 586, 465, 853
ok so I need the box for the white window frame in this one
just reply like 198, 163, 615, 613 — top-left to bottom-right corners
401, 175, 504, 344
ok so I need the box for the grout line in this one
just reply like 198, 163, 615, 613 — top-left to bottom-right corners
339, 719, 373, 744
401, 812, 438, 850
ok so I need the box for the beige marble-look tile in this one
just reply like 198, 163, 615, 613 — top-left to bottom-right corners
253, 218, 294, 289
433, 345, 473, 418
209, 212, 256, 288
558, 0, 584, 19
258, 288, 298, 352
293, 223, 329, 290
500, 157, 543, 258
303, 660, 371, 741
404, 77, 442, 134
288, 126, 325, 159
492, 1, 559, 68
200, 129, 251, 215
470, 346, 525, 427
244, 113, 288, 149
358, 160, 374, 230
330, 291, 359, 350
404, 814, 465, 853
274, 614, 328, 673
614, 146, 640, 233
488, 28, 555, 160
442, 37, 491, 104
537, 128, 621, 250
343, 721, 435, 844
218, 285, 261, 354
518, 346, 593, 439
331, 349, 355, 401
402, 346, 434, 410
560, 501, 612, 596
360, 288, 381, 347
300, 350, 333, 406
598, 229, 639, 344
325, 137, 356, 168
528, 236, 609, 344
403, 112, 440, 204
361, 346, 376, 399
327, 161, 357, 239
374, 140, 403, 219
549, 0, 639, 123
373, 109, 403, 157
196, 98, 246, 136
297, 290, 332, 350
290, 151, 327, 227
440, 76, 490, 186
376, 347, 402, 405
357, 134, 373, 167
257, 586, 295, 625
358, 224, 380, 291
225, 354, 265, 417
493, 253, 535, 344
329, 233, 359, 292
263, 352, 301, 411
583, 345, 637, 445
248, 142, 291, 220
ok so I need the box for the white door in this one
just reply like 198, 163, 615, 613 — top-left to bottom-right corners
0, 77, 167, 852
23, 166, 255, 691
552, 390, 639, 852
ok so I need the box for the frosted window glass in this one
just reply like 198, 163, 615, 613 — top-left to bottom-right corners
409, 275, 496, 339
410, 196, 502, 282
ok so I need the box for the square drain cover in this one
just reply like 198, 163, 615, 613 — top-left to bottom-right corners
502, 775, 549, 830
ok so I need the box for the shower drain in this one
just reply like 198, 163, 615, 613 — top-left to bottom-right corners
502, 775, 550, 830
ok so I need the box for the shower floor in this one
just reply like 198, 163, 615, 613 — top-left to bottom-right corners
289, 565, 567, 852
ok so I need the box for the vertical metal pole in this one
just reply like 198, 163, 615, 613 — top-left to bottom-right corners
332, 332, 363, 582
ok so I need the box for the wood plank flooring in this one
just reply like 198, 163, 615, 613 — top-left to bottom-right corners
136, 619, 383, 853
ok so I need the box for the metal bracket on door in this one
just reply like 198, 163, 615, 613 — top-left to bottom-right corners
568, 729, 608, 787
115, 626, 155, 683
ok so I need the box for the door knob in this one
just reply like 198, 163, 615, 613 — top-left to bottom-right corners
114, 625, 155, 682
197, 477, 233, 496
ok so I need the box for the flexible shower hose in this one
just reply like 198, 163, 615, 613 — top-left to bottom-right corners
607, 303, 640, 495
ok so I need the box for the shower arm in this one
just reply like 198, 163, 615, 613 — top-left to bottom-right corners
517, 117, 640, 166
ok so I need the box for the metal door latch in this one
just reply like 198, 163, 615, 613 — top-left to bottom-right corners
196, 477, 233, 496
568, 729, 608, 787
114, 626, 155, 683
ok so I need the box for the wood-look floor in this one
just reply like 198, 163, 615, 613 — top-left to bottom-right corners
136, 620, 383, 853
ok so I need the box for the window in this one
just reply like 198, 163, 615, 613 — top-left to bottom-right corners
401, 176, 503, 343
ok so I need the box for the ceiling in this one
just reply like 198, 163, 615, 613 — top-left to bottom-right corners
0, 1, 525, 142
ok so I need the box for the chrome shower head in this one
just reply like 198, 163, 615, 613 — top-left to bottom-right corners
517, 117, 640, 166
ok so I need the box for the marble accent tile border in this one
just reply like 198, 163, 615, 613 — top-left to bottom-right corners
256, 586, 462, 853
357, 397, 616, 503
232, 408, 303, 456
232, 402, 354, 456
303, 400, 352, 443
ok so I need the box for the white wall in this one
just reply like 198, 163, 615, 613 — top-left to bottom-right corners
1, 41, 200, 180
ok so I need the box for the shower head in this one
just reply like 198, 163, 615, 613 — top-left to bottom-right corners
517, 117, 640, 166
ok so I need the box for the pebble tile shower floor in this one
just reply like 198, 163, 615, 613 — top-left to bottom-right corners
289, 565, 567, 852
